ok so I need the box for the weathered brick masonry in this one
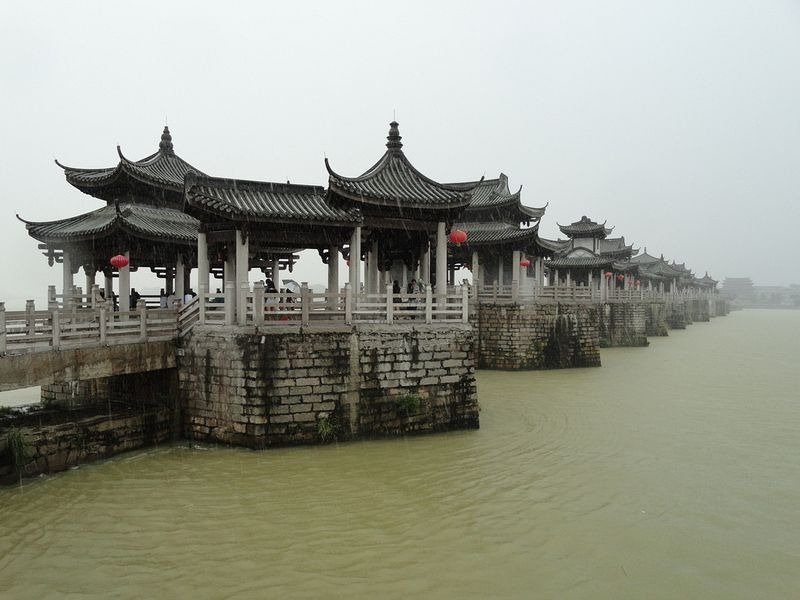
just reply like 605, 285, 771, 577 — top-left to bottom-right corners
0, 405, 173, 484
177, 324, 479, 448
645, 302, 669, 336
597, 303, 649, 347
473, 303, 600, 370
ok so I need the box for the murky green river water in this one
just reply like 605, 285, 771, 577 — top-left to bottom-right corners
1, 310, 799, 599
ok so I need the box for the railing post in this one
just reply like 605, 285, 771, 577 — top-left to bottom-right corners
51, 309, 60, 349
199, 288, 207, 326
0, 302, 6, 355
140, 306, 147, 342
425, 285, 433, 324
301, 282, 310, 326
511, 280, 519, 303
99, 307, 107, 344
91, 284, 100, 309
344, 283, 353, 325
386, 283, 393, 324
48, 285, 57, 309
462, 285, 469, 323
26, 300, 35, 339
253, 281, 264, 326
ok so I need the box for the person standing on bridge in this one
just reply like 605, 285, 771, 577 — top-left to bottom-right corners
130, 288, 141, 310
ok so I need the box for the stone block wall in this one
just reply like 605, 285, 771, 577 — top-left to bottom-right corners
690, 298, 711, 322
41, 378, 111, 409
0, 407, 173, 484
177, 324, 479, 448
645, 302, 669, 336
666, 300, 687, 329
474, 303, 600, 370
598, 302, 649, 347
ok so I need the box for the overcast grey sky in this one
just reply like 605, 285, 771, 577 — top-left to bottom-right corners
1, 0, 799, 305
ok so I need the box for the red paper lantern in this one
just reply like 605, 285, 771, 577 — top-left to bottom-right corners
448, 229, 468, 245
616, 273, 624, 281
519, 258, 531, 267
604, 271, 612, 279
110, 254, 128, 269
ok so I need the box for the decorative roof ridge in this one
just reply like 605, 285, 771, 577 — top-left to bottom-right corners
326, 121, 484, 194
186, 173, 326, 195
556, 216, 607, 228
16, 204, 116, 227
54, 158, 115, 173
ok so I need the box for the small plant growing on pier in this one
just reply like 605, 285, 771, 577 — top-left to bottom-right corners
0, 406, 14, 417
317, 415, 338, 443
395, 394, 421, 417
3, 427, 32, 485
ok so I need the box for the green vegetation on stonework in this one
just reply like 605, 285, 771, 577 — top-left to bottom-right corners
0, 406, 15, 416
317, 416, 338, 443
395, 394, 421, 417
4, 427, 32, 478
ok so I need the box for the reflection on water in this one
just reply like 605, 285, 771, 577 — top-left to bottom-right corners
1, 311, 799, 599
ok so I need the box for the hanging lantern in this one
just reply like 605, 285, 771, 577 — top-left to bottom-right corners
519, 258, 531, 268
110, 254, 128, 269
616, 273, 624, 282
635, 279, 641, 287
448, 229, 468, 245
604, 271, 612, 279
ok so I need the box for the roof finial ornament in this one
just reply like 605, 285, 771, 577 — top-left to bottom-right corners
159, 125, 174, 156
386, 121, 403, 150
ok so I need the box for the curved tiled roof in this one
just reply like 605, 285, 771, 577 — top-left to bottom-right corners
546, 255, 615, 268
451, 173, 547, 221
629, 250, 661, 265
19, 203, 199, 243
451, 221, 540, 245
326, 122, 478, 210
639, 260, 684, 279
185, 174, 361, 224
55, 127, 205, 199
557, 215, 613, 238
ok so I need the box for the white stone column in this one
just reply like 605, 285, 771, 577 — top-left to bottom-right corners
497, 254, 504, 287
119, 250, 131, 312
271, 257, 280, 286
84, 266, 95, 301
62, 251, 74, 303
421, 240, 430, 285
472, 251, 480, 289
537, 257, 545, 288
328, 245, 339, 309
511, 250, 521, 301
236, 229, 249, 325
349, 227, 361, 295
175, 253, 185, 300
370, 239, 379, 294
566, 270, 572, 287
436, 221, 447, 297
104, 271, 113, 300
197, 232, 209, 299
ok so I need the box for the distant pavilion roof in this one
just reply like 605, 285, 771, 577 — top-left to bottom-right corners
450, 173, 547, 221
557, 216, 613, 239
55, 127, 206, 202
694, 273, 718, 287
638, 259, 684, 279
18, 202, 199, 245
546, 255, 617, 269
185, 174, 361, 225
451, 221, 541, 245
325, 122, 479, 211
629, 249, 661, 265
